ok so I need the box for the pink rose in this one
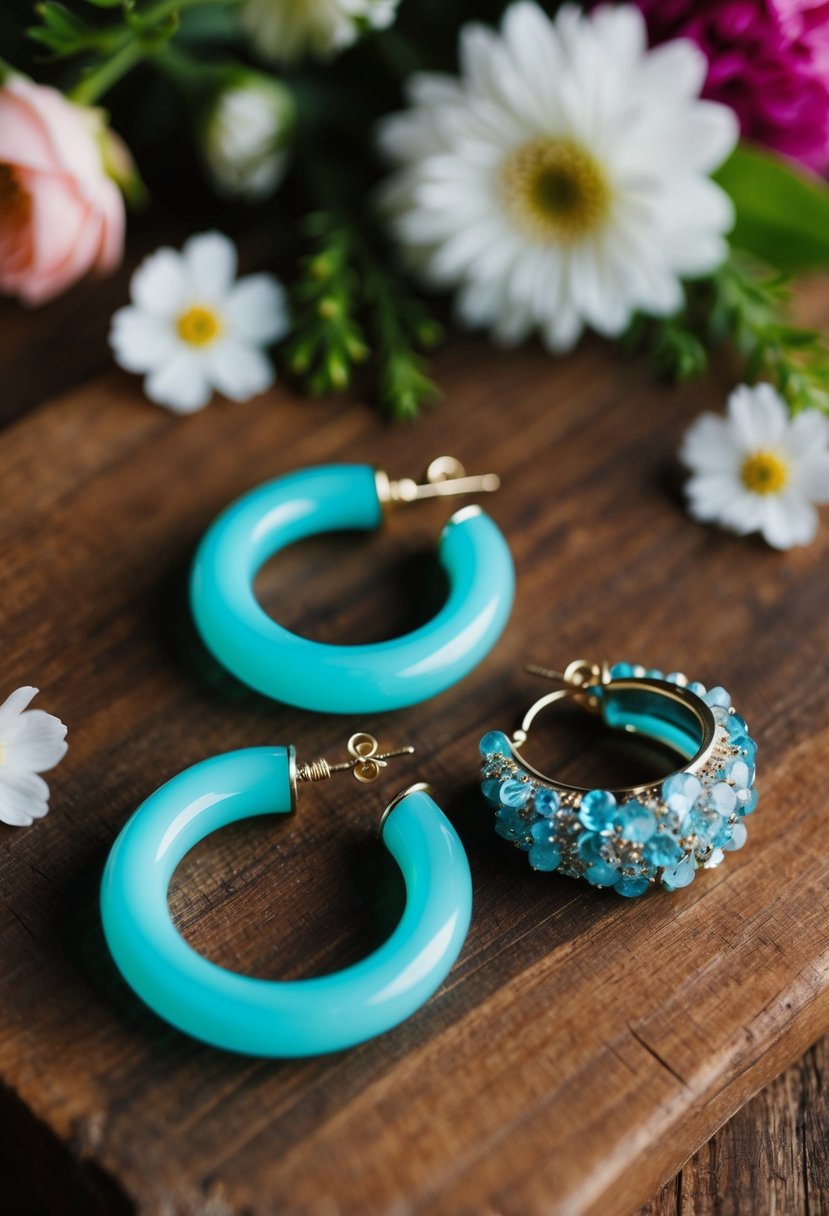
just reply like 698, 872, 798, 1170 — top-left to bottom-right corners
0, 75, 126, 306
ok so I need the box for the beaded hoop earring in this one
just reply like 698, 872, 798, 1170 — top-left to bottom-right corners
479, 660, 758, 898
190, 457, 515, 713
101, 734, 472, 1056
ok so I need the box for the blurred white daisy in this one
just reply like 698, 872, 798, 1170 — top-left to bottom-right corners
0, 687, 67, 827
681, 383, 829, 549
378, 2, 738, 351
110, 231, 289, 414
242, 0, 399, 63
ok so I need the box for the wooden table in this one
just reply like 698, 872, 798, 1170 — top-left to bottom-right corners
1, 249, 828, 1216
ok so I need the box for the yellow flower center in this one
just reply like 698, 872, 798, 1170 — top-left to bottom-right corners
499, 138, 611, 244
176, 305, 222, 347
740, 450, 790, 495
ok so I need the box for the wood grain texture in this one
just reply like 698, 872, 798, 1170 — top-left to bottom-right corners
1, 274, 828, 1216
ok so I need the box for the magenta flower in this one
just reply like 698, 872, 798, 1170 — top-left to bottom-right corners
635, 0, 829, 173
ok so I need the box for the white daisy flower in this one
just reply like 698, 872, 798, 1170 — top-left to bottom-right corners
377, 2, 738, 352
241, 0, 399, 64
201, 73, 294, 201
110, 231, 289, 414
0, 687, 68, 828
681, 383, 829, 549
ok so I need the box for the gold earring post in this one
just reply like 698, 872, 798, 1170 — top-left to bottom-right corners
376, 456, 500, 508
296, 733, 415, 786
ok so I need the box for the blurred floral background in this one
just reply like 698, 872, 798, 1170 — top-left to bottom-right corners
1, 0, 828, 547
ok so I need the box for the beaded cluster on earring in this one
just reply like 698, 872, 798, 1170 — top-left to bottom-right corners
479, 663, 758, 899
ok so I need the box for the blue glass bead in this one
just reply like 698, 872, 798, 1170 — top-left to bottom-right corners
500, 779, 531, 808
644, 833, 683, 867
661, 772, 702, 818
723, 756, 752, 789
481, 779, 502, 806
734, 734, 757, 767
661, 857, 696, 890
645, 668, 664, 680
614, 874, 650, 898
530, 820, 556, 844
479, 731, 512, 757
707, 781, 737, 816
610, 662, 635, 678
687, 805, 723, 845
712, 818, 734, 848
736, 787, 759, 816
495, 806, 526, 840
687, 681, 707, 696
577, 831, 605, 863
534, 787, 560, 818
665, 672, 687, 686
619, 801, 656, 843
704, 686, 732, 709
723, 821, 748, 850
726, 712, 749, 738
529, 842, 561, 872
711, 706, 732, 728
579, 789, 617, 831
585, 860, 620, 886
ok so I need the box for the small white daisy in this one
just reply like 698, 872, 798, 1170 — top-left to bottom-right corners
241, 0, 399, 63
110, 231, 289, 414
377, 2, 738, 352
0, 687, 68, 828
681, 383, 829, 549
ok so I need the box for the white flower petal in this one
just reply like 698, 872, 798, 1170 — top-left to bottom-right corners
5, 708, 68, 772
182, 231, 237, 300
145, 350, 214, 413
785, 409, 829, 459
727, 383, 789, 450
760, 494, 819, 550
681, 414, 739, 474
795, 451, 829, 503
0, 768, 50, 827
131, 248, 188, 319
204, 339, 274, 401
110, 307, 177, 373
226, 274, 290, 344
635, 39, 708, 105
0, 687, 37, 734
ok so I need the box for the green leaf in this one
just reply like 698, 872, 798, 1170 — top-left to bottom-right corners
716, 144, 829, 273
28, 2, 100, 56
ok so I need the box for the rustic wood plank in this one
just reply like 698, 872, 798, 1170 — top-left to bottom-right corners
639, 1036, 829, 1215
0, 283, 828, 1215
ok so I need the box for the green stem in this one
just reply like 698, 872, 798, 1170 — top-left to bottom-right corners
68, 37, 145, 104
151, 42, 213, 91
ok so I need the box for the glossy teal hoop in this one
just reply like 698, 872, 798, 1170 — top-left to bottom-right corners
100, 748, 472, 1057
190, 463, 515, 712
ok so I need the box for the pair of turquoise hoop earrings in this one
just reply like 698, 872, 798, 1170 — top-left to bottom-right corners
102, 457, 511, 1058
101, 461, 759, 1059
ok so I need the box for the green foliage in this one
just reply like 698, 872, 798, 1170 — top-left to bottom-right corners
630, 253, 829, 416
28, 2, 113, 58
711, 255, 829, 414
716, 144, 829, 273
283, 213, 443, 419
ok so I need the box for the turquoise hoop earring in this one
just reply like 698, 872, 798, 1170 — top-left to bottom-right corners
100, 735, 472, 1057
190, 457, 515, 713
480, 660, 758, 899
